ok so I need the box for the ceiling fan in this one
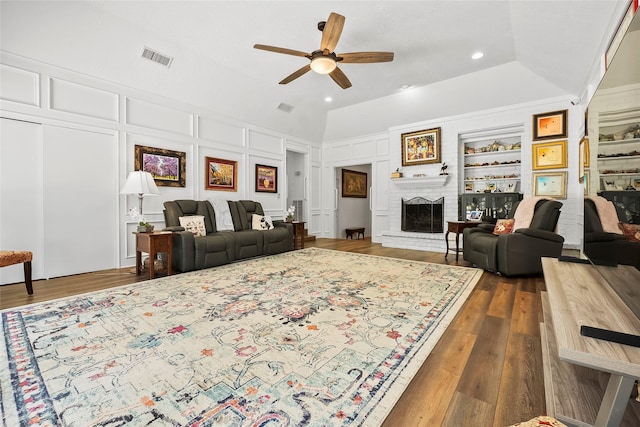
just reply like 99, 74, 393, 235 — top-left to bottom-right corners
254, 12, 394, 89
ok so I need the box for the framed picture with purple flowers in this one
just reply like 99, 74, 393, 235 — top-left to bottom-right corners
134, 145, 186, 187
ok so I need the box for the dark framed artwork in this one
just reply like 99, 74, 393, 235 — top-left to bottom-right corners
532, 110, 568, 141
401, 127, 441, 166
342, 169, 367, 198
255, 164, 277, 193
134, 145, 186, 187
205, 157, 237, 191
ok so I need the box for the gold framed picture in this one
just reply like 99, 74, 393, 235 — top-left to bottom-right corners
205, 157, 237, 191
532, 110, 568, 141
401, 127, 441, 166
532, 140, 568, 170
342, 169, 367, 198
533, 172, 567, 199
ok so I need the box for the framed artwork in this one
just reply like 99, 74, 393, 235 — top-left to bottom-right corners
532, 140, 568, 170
401, 127, 441, 166
634, 177, 640, 191
255, 164, 277, 193
342, 169, 367, 198
584, 170, 590, 195
532, 110, 568, 141
533, 172, 567, 199
134, 145, 186, 187
205, 157, 237, 191
579, 136, 589, 183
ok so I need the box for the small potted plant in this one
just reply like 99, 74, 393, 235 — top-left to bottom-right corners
128, 207, 154, 232
286, 205, 295, 222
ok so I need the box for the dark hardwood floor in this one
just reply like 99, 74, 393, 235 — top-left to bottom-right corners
1, 238, 549, 425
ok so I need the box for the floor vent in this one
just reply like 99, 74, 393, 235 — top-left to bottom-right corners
141, 47, 173, 68
277, 102, 294, 113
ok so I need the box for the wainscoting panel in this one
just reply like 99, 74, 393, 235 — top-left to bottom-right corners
197, 116, 244, 147
329, 144, 352, 163
49, 77, 118, 122
247, 129, 284, 155
352, 140, 375, 161
0, 64, 40, 107
126, 97, 194, 136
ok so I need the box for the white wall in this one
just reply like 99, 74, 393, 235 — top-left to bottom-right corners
0, 52, 321, 284
322, 97, 584, 251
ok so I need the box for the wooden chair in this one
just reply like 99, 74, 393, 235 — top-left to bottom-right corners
0, 250, 33, 294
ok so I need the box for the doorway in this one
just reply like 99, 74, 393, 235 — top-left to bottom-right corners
286, 150, 307, 222
335, 164, 372, 239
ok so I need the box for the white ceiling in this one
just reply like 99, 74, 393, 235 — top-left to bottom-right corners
0, 1, 628, 141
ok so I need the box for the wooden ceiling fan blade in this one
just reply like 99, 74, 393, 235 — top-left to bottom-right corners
254, 44, 309, 58
339, 52, 394, 63
279, 64, 312, 85
320, 12, 345, 52
329, 66, 352, 89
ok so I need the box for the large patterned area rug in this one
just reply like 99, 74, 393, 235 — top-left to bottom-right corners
1, 248, 482, 426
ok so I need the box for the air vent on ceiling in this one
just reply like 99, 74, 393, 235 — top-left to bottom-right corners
277, 102, 294, 113
141, 47, 173, 68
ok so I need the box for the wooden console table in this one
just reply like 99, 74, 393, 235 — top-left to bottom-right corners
541, 257, 640, 427
134, 231, 173, 280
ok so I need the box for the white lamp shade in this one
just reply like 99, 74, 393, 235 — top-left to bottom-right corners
120, 171, 160, 196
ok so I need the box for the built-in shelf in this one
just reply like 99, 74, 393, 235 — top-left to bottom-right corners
391, 175, 449, 187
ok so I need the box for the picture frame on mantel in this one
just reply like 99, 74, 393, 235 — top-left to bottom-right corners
532, 109, 568, 141
401, 127, 441, 166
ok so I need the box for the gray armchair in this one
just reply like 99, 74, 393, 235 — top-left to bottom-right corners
463, 199, 564, 276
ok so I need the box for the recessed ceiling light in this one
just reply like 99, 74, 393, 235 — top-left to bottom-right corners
472, 51, 484, 60
324, 97, 333, 103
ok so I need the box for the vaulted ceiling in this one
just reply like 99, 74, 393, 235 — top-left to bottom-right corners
0, 1, 628, 142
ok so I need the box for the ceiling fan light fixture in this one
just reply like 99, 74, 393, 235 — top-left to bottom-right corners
310, 56, 337, 74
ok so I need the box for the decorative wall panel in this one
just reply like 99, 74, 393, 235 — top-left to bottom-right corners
126, 97, 193, 136
248, 129, 283, 155
0, 64, 40, 106
50, 77, 118, 121
198, 116, 244, 147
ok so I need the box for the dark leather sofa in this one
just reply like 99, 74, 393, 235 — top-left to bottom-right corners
163, 199, 293, 272
584, 198, 640, 269
463, 199, 564, 276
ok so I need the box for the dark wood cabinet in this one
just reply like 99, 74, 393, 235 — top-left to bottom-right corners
458, 192, 523, 222
598, 190, 640, 223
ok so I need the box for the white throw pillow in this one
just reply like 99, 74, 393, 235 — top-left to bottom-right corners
252, 214, 274, 230
179, 215, 207, 237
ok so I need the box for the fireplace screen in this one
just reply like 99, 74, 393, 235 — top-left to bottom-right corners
401, 197, 444, 233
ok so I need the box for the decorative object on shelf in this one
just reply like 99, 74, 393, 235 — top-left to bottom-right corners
532, 109, 568, 141
121, 170, 160, 218
533, 172, 567, 199
342, 169, 367, 198
401, 127, 441, 166
205, 157, 237, 191
391, 168, 403, 178
134, 145, 186, 187
286, 205, 295, 222
255, 164, 277, 193
439, 163, 448, 175
532, 140, 568, 170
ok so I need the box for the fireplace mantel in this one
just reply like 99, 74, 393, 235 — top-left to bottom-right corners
391, 175, 449, 187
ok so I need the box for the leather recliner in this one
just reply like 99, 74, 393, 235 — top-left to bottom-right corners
584, 198, 640, 269
463, 199, 565, 276
163, 199, 293, 272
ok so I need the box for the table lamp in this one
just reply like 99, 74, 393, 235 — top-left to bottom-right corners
120, 170, 160, 214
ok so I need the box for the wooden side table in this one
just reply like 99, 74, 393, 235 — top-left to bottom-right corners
291, 221, 306, 250
134, 231, 173, 280
445, 221, 481, 261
